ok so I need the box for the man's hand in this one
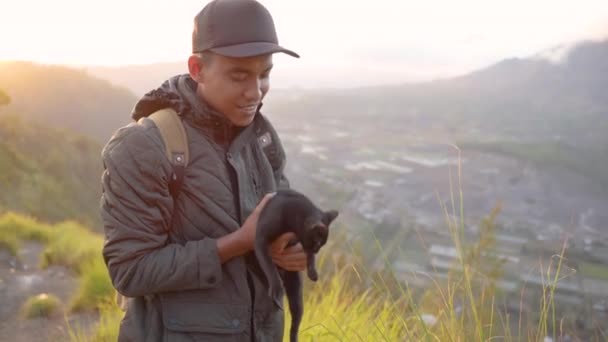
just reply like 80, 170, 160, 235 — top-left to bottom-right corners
217, 192, 275, 263
269, 232, 307, 272
238, 192, 276, 250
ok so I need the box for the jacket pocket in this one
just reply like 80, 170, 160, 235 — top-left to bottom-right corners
159, 293, 249, 334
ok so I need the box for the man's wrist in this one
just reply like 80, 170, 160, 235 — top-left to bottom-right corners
232, 228, 252, 252
216, 229, 251, 263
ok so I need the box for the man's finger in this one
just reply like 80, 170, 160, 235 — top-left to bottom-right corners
255, 192, 276, 213
272, 253, 306, 263
272, 258, 307, 270
277, 232, 296, 245
269, 232, 296, 253
283, 243, 303, 253
277, 234, 297, 254
262, 192, 276, 201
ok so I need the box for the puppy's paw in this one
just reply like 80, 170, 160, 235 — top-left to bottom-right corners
307, 268, 318, 281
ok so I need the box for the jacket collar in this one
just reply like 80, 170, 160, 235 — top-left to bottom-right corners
131, 74, 263, 147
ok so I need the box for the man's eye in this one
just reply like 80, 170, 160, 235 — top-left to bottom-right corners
230, 73, 247, 82
260, 72, 270, 79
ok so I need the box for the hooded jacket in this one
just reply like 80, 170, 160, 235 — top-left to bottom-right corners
101, 74, 288, 341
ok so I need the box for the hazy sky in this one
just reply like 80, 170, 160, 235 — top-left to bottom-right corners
2, 0, 607, 87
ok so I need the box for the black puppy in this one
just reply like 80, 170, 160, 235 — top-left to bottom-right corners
255, 189, 338, 342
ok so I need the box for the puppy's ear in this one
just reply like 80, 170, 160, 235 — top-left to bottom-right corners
323, 210, 339, 225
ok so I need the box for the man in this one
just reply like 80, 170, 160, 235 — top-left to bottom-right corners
100, 0, 304, 340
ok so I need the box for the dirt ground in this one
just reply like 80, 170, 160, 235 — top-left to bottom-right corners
0, 242, 98, 342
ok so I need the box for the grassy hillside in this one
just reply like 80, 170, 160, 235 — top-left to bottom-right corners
0, 213, 117, 340
1, 212, 605, 341
0, 114, 102, 228
0, 61, 137, 143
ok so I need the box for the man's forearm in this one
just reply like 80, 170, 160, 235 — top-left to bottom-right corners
217, 230, 252, 263
217, 192, 274, 263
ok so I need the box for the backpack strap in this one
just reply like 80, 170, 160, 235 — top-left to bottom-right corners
117, 109, 188, 312
139, 108, 189, 200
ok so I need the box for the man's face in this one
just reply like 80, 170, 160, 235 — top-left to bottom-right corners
191, 53, 273, 127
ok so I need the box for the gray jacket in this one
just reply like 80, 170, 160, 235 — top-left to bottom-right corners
101, 75, 289, 341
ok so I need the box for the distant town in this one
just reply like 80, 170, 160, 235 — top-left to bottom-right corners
272, 114, 608, 332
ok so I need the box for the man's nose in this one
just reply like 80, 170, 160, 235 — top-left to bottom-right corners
243, 79, 262, 102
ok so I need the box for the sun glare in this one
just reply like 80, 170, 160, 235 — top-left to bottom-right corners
1, 0, 607, 71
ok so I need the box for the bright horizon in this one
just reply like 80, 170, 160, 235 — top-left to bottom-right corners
2, 0, 608, 87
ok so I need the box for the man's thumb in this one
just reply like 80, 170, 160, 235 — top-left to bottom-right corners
279, 232, 296, 246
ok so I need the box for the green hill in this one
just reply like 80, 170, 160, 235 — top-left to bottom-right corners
0, 61, 137, 143
0, 114, 102, 229
3, 211, 604, 340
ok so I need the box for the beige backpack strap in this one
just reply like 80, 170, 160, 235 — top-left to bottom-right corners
144, 108, 189, 167
139, 108, 189, 199
117, 109, 189, 312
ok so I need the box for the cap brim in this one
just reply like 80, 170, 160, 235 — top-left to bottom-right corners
209, 42, 299, 58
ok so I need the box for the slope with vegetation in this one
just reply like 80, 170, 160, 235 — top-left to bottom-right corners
2, 210, 606, 341
0, 114, 103, 228
0, 213, 117, 341
0, 61, 137, 143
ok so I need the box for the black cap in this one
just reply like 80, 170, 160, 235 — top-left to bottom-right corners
192, 0, 299, 58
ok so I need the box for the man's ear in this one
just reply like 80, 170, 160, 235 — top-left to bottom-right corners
188, 55, 204, 82
323, 210, 339, 225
